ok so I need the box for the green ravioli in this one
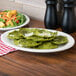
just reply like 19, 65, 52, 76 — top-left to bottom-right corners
7, 28, 68, 49
52, 36, 68, 45
8, 30, 23, 39
35, 42, 58, 49
35, 29, 57, 37
26, 35, 55, 42
19, 28, 32, 34
14, 39, 42, 48
19, 28, 35, 37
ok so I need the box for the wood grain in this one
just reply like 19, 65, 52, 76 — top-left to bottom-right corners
0, 19, 76, 76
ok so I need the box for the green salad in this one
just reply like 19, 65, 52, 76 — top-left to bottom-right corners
0, 10, 26, 28
8, 28, 68, 49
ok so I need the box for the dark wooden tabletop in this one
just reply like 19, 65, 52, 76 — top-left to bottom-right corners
0, 19, 76, 76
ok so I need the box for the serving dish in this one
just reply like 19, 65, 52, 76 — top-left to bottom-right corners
1, 28, 75, 53
0, 10, 30, 31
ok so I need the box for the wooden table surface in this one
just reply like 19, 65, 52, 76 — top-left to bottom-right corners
0, 19, 76, 76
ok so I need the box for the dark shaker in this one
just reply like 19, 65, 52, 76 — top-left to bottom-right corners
44, 0, 58, 29
62, 0, 76, 33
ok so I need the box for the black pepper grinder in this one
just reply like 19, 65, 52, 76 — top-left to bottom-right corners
62, 0, 76, 33
44, 0, 58, 29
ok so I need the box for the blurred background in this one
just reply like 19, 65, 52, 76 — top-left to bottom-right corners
0, 0, 76, 21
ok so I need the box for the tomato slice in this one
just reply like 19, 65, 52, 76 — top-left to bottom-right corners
16, 20, 19, 24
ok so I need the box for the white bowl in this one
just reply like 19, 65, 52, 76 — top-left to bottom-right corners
0, 14, 30, 31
